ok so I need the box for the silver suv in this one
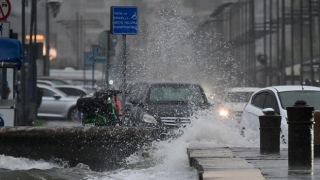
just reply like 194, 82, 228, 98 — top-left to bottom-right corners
37, 84, 79, 121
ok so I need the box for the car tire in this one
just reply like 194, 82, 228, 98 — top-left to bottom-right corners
69, 107, 80, 122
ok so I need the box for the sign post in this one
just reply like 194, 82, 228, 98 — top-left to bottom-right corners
111, 6, 138, 123
98, 30, 118, 89
84, 52, 93, 88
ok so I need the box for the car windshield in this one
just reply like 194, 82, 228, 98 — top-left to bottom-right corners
224, 92, 254, 103
148, 84, 205, 104
126, 83, 148, 102
279, 91, 320, 110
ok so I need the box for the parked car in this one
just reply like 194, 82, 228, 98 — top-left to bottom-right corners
54, 85, 89, 97
38, 77, 70, 86
37, 80, 55, 87
240, 85, 320, 141
126, 81, 212, 136
217, 87, 261, 123
37, 84, 79, 121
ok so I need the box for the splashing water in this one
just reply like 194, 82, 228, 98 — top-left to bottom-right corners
114, 0, 245, 97
0, 112, 259, 180
0, 155, 61, 171
82, 111, 258, 180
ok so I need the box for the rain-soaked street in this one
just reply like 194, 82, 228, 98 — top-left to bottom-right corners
1, 0, 320, 179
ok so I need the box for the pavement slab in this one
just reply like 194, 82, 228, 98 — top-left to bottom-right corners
203, 169, 265, 180
188, 147, 320, 180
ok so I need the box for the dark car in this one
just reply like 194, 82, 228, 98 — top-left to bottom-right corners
126, 82, 211, 136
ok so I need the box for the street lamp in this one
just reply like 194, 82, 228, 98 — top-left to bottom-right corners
45, 0, 62, 76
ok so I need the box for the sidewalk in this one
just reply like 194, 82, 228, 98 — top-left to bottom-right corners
187, 147, 320, 180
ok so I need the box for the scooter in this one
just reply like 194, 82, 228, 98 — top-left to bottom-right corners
77, 90, 122, 126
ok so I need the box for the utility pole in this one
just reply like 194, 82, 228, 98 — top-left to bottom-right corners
263, 0, 267, 86
26, 0, 38, 125
45, 3, 50, 76
281, 0, 286, 85
19, 0, 26, 126
249, 0, 256, 86
308, 0, 314, 85
300, 0, 303, 84
106, 31, 111, 89
269, 0, 273, 85
291, 0, 294, 85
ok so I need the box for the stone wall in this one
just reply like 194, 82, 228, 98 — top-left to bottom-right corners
0, 126, 152, 171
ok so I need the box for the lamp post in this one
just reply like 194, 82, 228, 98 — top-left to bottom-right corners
45, 0, 62, 76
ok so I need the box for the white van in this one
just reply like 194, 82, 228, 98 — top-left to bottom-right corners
217, 87, 261, 123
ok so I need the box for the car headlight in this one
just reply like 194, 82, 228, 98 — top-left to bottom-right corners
219, 108, 229, 118
142, 114, 158, 124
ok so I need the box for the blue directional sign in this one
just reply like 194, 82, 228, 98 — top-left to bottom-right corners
92, 45, 101, 58
111, 6, 138, 35
84, 52, 94, 67
92, 45, 106, 63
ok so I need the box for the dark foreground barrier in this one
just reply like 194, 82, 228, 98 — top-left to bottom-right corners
259, 108, 281, 154
314, 110, 320, 157
287, 100, 314, 170
0, 126, 152, 171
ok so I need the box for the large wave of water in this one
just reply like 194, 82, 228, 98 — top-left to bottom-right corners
0, 112, 259, 180
88, 111, 259, 180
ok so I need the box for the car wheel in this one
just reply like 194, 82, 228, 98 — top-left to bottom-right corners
69, 107, 80, 122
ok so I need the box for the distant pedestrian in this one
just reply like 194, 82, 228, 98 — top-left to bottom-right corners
0, 115, 4, 126
0, 80, 11, 99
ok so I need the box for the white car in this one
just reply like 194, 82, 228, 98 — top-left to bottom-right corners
37, 84, 80, 121
54, 85, 89, 97
240, 85, 320, 141
37, 80, 55, 87
218, 87, 261, 122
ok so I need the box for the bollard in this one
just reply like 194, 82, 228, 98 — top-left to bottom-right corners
287, 100, 314, 170
314, 110, 320, 157
259, 108, 281, 154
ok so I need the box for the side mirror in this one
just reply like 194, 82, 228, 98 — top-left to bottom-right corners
53, 94, 62, 99
262, 108, 275, 115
